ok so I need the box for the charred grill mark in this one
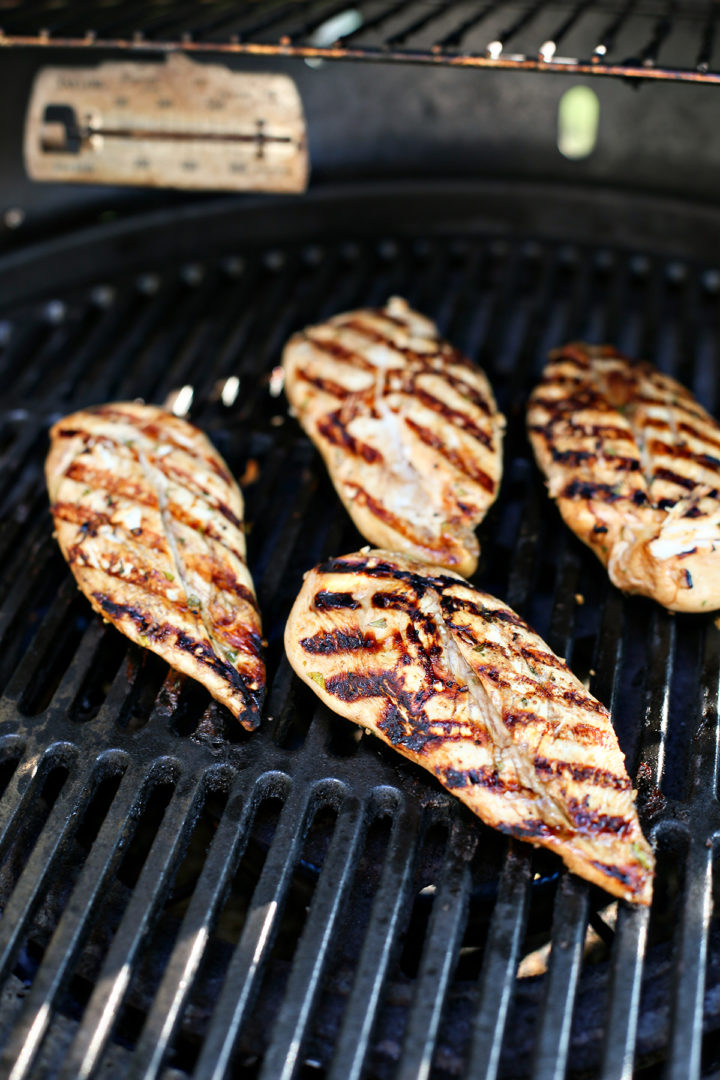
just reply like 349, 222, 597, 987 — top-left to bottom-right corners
85, 407, 233, 482
168, 503, 246, 565
215, 623, 264, 663
52, 502, 121, 541
548, 345, 593, 368
313, 590, 359, 611
438, 764, 513, 794
300, 628, 380, 654
549, 448, 640, 472
173, 631, 260, 705
341, 316, 434, 362
318, 557, 458, 594
534, 754, 630, 791
379, 700, 446, 754
91, 591, 260, 711
440, 594, 527, 630
91, 592, 154, 635
503, 712, 607, 746
296, 370, 352, 399
678, 420, 720, 452
185, 555, 259, 611
567, 798, 632, 837
156, 461, 244, 530
649, 438, 720, 473
651, 466, 697, 492
70, 548, 183, 601
342, 485, 443, 549
634, 393, 709, 425
325, 670, 389, 701
65, 462, 159, 506
412, 387, 493, 445
529, 421, 635, 444
529, 390, 611, 416
316, 412, 383, 464
589, 860, 638, 888
371, 590, 418, 613
518, 644, 566, 672
561, 478, 634, 502
505, 820, 555, 841
403, 417, 496, 493
305, 333, 376, 372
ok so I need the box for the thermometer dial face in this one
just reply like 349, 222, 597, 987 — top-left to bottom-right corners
24, 54, 308, 193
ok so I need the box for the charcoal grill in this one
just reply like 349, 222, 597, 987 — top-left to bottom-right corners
0, 184, 719, 1080
2, 3, 720, 1078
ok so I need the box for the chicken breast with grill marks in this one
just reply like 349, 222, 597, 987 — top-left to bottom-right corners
282, 297, 505, 577
528, 343, 720, 612
46, 402, 264, 729
285, 549, 653, 905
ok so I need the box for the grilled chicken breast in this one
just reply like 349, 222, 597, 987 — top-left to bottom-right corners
282, 297, 504, 577
46, 402, 264, 728
285, 549, 653, 904
528, 343, 720, 612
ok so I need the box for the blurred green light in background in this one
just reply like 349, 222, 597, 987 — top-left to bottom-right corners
557, 86, 600, 159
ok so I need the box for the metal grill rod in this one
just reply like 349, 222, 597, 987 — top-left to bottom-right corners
129, 771, 259, 1080
326, 798, 420, 1080
59, 769, 204, 1080
192, 780, 316, 1080
395, 825, 473, 1080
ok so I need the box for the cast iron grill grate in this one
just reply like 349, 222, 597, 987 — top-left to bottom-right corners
0, 202, 720, 1079
0, 0, 719, 85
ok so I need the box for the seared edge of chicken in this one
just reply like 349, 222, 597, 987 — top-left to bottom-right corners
528, 342, 720, 612
285, 549, 654, 904
282, 296, 505, 577
46, 402, 264, 728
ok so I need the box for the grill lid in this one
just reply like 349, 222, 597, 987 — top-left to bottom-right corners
0, 188, 719, 1078
0, 0, 719, 86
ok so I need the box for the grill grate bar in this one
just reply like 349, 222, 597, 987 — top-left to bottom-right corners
76, 278, 185, 405
593, 0, 638, 58
395, 827, 473, 1080
635, 0, 677, 66
487, 0, 547, 54
326, 799, 421, 1080
689, 621, 720, 803
467, 847, 533, 1080
639, 610, 675, 789
696, 0, 717, 70
599, 903, 650, 1080
666, 840, 714, 1080
540, 0, 594, 57
258, 793, 366, 1080
59, 771, 206, 1080
337, 0, 419, 45
0, 758, 139, 1080
1, 584, 81, 714
531, 877, 591, 1080
129, 771, 258, 1080
285, 0, 368, 45
193, 781, 315, 1080
385, 1, 463, 47
434, 0, 500, 50
0, 766, 91, 994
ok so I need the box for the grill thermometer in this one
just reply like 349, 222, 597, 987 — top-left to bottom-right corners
24, 54, 308, 193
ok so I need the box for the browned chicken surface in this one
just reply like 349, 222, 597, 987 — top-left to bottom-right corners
528, 343, 720, 612
282, 297, 505, 577
285, 549, 654, 904
46, 402, 264, 728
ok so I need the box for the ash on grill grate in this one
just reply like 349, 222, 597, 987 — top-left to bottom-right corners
0, 208, 719, 1080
